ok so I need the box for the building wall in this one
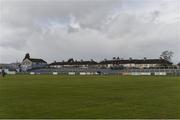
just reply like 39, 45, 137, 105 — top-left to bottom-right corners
31, 62, 47, 68
21, 59, 33, 71
50, 63, 167, 69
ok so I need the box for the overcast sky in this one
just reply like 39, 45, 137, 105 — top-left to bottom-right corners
0, 0, 179, 63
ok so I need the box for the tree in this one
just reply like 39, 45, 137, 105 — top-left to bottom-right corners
67, 58, 74, 62
160, 51, 174, 62
177, 63, 180, 67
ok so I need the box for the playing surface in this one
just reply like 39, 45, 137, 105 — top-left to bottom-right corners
0, 75, 180, 119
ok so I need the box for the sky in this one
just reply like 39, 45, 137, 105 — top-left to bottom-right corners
0, 0, 179, 64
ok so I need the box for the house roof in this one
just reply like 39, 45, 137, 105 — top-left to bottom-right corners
28, 58, 47, 63
99, 59, 172, 65
49, 61, 97, 66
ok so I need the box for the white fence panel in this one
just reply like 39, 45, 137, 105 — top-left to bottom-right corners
80, 72, 86, 75
155, 72, 166, 75
68, 72, 75, 75
30, 72, 35, 75
7, 71, 16, 74
53, 72, 58, 75
131, 72, 151, 75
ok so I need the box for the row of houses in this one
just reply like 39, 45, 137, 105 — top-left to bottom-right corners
49, 58, 172, 69
20, 53, 173, 71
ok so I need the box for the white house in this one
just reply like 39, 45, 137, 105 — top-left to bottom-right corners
21, 53, 47, 71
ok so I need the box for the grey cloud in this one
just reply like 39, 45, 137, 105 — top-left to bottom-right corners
0, 0, 179, 63
150, 10, 160, 22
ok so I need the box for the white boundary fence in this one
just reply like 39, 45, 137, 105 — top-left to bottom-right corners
14, 68, 180, 76
120, 69, 180, 76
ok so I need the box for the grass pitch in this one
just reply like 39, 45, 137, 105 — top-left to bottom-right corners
0, 75, 180, 119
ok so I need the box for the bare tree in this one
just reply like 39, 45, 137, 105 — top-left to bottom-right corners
177, 63, 180, 67
160, 51, 174, 62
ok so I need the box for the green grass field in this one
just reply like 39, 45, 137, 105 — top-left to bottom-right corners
0, 75, 180, 119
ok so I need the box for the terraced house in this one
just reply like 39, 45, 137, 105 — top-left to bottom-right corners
99, 58, 172, 69
49, 58, 98, 68
50, 58, 172, 69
